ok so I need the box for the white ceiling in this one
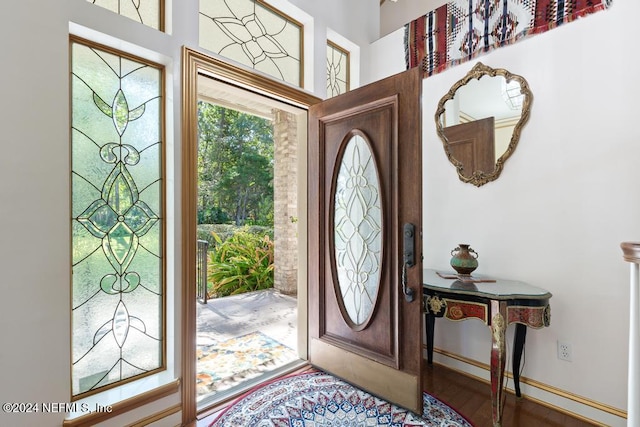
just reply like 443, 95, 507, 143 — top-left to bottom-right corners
197, 74, 305, 120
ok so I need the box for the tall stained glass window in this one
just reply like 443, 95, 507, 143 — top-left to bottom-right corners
327, 41, 349, 97
71, 38, 165, 398
199, 0, 303, 87
87, 0, 163, 30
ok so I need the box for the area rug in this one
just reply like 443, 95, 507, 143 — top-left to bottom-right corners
210, 370, 474, 426
197, 331, 297, 396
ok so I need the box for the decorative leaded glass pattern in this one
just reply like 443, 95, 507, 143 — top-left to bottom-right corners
327, 41, 349, 97
87, 0, 162, 30
71, 39, 164, 397
199, 0, 302, 87
334, 134, 382, 327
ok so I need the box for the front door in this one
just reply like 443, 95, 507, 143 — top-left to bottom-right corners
308, 67, 424, 414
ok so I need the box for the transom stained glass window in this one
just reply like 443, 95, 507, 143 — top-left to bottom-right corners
199, 0, 302, 87
327, 41, 349, 97
87, 0, 162, 30
71, 39, 164, 397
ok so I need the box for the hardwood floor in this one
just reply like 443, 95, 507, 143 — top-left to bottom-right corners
424, 363, 599, 427
199, 363, 601, 426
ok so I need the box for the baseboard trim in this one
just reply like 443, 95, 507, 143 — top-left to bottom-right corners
63, 380, 181, 427
126, 403, 181, 427
428, 346, 626, 425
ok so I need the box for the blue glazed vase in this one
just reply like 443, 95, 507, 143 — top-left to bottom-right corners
450, 244, 478, 275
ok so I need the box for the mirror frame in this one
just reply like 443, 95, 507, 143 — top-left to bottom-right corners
435, 62, 533, 187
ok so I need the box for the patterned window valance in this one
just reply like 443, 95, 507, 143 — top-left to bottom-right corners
405, 0, 613, 77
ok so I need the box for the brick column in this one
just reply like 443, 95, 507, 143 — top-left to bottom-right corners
272, 110, 298, 295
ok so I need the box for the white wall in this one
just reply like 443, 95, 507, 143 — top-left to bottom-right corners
0, 0, 378, 426
287, 0, 377, 96
370, 1, 639, 424
379, 0, 446, 37
0, 0, 190, 424
5, 0, 634, 424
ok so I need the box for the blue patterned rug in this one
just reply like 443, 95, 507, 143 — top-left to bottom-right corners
211, 370, 473, 426
197, 331, 297, 396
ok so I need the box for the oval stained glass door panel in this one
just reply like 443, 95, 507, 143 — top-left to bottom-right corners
333, 132, 383, 328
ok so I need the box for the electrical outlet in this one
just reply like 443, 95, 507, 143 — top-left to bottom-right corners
557, 341, 572, 361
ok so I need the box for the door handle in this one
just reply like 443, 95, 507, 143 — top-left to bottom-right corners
402, 223, 416, 302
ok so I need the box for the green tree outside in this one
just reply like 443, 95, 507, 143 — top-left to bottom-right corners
197, 101, 274, 227
197, 101, 275, 297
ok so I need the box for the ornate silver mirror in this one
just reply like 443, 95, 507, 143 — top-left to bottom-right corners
435, 62, 532, 187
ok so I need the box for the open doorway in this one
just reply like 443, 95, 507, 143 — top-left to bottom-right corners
194, 73, 309, 409
182, 49, 320, 423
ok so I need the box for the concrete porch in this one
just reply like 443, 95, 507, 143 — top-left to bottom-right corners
196, 289, 299, 401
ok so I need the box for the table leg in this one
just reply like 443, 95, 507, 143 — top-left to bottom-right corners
426, 312, 435, 364
490, 300, 507, 427
513, 323, 527, 398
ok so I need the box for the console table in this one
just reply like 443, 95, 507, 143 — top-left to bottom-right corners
423, 269, 552, 427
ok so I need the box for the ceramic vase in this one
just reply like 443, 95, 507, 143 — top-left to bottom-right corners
450, 244, 478, 275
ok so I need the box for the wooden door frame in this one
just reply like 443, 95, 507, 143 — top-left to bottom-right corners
181, 47, 321, 424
